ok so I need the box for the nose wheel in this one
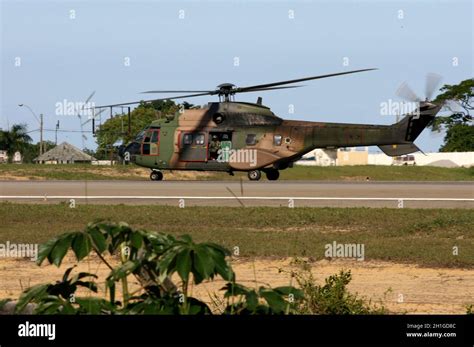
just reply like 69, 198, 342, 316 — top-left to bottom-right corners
150, 170, 163, 181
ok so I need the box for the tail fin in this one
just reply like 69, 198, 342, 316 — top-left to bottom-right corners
395, 113, 435, 142
379, 102, 441, 156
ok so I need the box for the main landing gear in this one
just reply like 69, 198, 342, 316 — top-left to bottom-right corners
247, 168, 280, 181
150, 170, 163, 181
264, 168, 280, 181
247, 170, 262, 181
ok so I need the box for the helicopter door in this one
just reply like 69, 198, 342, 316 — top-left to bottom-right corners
141, 129, 160, 156
208, 132, 232, 161
179, 132, 207, 162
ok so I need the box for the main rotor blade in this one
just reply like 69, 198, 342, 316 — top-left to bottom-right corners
235, 68, 377, 92
84, 91, 96, 105
425, 73, 443, 101
81, 108, 106, 126
142, 86, 303, 95
238, 85, 304, 93
396, 82, 421, 103
94, 92, 212, 108
141, 90, 214, 94
74, 90, 96, 118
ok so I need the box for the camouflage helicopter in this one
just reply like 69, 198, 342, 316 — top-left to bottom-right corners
95, 69, 442, 181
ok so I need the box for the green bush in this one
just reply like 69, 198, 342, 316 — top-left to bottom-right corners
11, 222, 302, 315
288, 259, 386, 314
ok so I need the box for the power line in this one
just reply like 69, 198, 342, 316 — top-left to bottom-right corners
24, 128, 92, 133
42, 128, 93, 133
27, 128, 128, 135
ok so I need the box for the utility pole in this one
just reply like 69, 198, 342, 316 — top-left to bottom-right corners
18, 104, 43, 157
127, 107, 131, 136
55, 120, 60, 145
39, 114, 44, 155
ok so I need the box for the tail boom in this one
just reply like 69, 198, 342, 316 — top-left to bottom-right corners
305, 102, 441, 156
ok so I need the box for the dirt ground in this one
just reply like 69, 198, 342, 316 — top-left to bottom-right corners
0, 256, 472, 314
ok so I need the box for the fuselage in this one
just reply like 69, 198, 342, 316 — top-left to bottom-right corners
120, 101, 440, 172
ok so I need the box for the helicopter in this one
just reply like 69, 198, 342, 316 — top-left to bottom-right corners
94, 69, 442, 181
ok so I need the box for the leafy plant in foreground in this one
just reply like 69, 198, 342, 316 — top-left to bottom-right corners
13, 222, 301, 315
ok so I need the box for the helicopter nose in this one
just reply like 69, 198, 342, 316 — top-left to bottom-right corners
118, 145, 126, 158
119, 142, 140, 161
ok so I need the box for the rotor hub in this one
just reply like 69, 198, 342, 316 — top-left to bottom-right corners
216, 83, 237, 100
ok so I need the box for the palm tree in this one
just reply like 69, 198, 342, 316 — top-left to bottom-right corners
0, 124, 32, 163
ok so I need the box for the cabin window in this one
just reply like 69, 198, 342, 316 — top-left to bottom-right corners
194, 134, 205, 145
273, 135, 282, 146
246, 134, 257, 146
182, 132, 205, 147
183, 133, 193, 145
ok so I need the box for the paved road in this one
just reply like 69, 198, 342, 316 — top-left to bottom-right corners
0, 180, 473, 208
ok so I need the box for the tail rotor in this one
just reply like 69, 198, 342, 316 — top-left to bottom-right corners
424, 73, 443, 101
396, 81, 422, 103
396, 73, 443, 103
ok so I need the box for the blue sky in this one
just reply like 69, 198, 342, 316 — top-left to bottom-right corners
1, 0, 472, 152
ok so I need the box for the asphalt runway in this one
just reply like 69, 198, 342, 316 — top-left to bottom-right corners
0, 180, 473, 208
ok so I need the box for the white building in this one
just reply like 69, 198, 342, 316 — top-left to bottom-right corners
298, 149, 337, 166
297, 147, 474, 167
34, 142, 96, 164
0, 150, 22, 163
368, 151, 474, 167
0, 150, 7, 163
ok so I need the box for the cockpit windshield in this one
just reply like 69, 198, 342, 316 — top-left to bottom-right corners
134, 128, 147, 142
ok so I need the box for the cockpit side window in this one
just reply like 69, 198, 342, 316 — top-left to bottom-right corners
141, 129, 160, 155
151, 131, 159, 143
143, 130, 153, 143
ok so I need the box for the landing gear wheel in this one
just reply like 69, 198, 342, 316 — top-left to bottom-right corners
248, 170, 261, 181
265, 169, 280, 181
150, 170, 163, 181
